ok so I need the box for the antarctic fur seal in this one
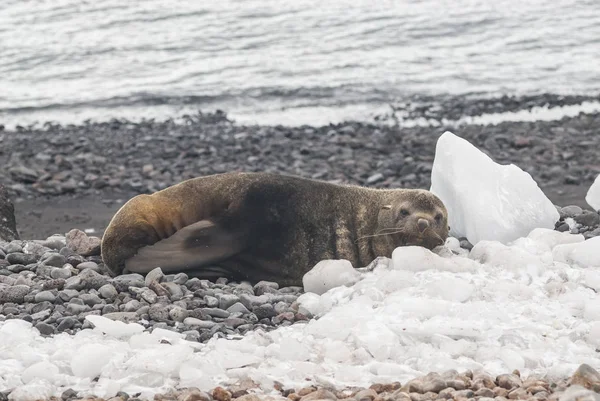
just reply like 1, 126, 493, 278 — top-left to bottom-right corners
101, 172, 449, 286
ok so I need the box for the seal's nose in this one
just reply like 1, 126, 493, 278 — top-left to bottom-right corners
417, 218, 429, 233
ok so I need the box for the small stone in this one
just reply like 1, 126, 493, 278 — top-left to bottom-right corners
507, 388, 527, 400
177, 388, 211, 401
61, 388, 78, 400
205, 295, 219, 308
367, 173, 384, 184
560, 205, 583, 218
218, 293, 240, 310
145, 267, 165, 286
140, 288, 158, 304
79, 293, 102, 306
445, 380, 465, 391
77, 261, 99, 271
35, 322, 55, 335
57, 317, 76, 331
493, 387, 509, 397
474, 388, 495, 398
202, 307, 230, 318
171, 273, 189, 285
224, 317, 247, 329
497, 374, 522, 390
297, 387, 317, 397
254, 303, 277, 319
50, 267, 72, 279
66, 229, 101, 256
102, 312, 139, 323
34, 290, 56, 303
149, 280, 171, 298
574, 211, 600, 227
79, 268, 109, 289
99, 284, 118, 300
41, 253, 67, 267
300, 389, 337, 401
227, 302, 250, 314
149, 304, 170, 322
355, 389, 378, 401
6, 253, 37, 265
162, 282, 184, 298
169, 306, 188, 322
570, 363, 600, 391
0, 284, 30, 303
212, 386, 232, 401
528, 386, 548, 395
112, 274, 145, 292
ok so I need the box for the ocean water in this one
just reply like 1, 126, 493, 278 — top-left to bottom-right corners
1, 0, 600, 128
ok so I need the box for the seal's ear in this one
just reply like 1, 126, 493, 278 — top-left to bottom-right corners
381, 204, 392, 210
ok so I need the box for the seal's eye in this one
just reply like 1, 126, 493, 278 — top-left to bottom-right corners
435, 213, 443, 223
399, 208, 410, 217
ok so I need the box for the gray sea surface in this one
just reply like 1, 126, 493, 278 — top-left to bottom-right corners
1, 0, 600, 127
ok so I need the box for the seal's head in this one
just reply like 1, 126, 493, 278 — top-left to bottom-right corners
377, 189, 449, 250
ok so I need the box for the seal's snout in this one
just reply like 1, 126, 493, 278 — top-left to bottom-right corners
417, 218, 429, 233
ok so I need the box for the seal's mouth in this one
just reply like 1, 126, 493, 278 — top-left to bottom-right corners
407, 233, 445, 250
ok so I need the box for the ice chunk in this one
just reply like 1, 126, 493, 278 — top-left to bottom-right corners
302, 259, 362, 295
296, 292, 323, 316
86, 315, 145, 338
526, 228, 585, 249
21, 361, 59, 384
426, 276, 474, 302
392, 245, 478, 273
586, 174, 600, 211
71, 344, 114, 378
430, 131, 559, 245
570, 237, 600, 268
7, 382, 53, 401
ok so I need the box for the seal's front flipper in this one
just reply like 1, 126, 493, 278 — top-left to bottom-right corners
124, 219, 245, 274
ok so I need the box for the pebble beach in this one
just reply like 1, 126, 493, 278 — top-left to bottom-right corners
2, 93, 600, 400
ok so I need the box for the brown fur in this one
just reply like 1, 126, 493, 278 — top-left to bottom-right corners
101, 172, 449, 286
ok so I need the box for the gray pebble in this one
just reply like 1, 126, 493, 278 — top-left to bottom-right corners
102, 304, 119, 314
79, 293, 103, 306
51, 267, 72, 279
224, 317, 247, 329
34, 290, 56, 303
32, 309, 51, 321
140, 288, 158, 304
6, 253, 37, 265
35, 322, 55, 335
98, 284, 118, 300
171, 273, 189, 285
254, 304, 277, 319
79, 269, 109, 290
67, 303, 90, 314
5, 241, 23, 254
145, 267, 165, 286
0, 285, 30, 303
112, 274, 145, 292
560, 205, 583, 218
227, 302, 250, 314
77, 261, 99, 271
41, 253, 67, 267
205, 295, 219, 308
148, 304, 170, 322
102, 312, 140, 323
57, 317, 76, 331
574, 211, 600, 227
23, 242, 51, 257
162, 282, 183, 299
239, 293, 269, 309
169, 306, 188, 322
124, 299, 142, 312
218, 293, 240, 310
58, 289, 80, 302
202, 307, 230, 318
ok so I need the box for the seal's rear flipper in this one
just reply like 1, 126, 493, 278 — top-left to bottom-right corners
124, 219, 245, 274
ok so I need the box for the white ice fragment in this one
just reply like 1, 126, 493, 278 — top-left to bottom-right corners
70, 343, 114, 378
430, 131, 559, 245
586, 174, 600, 211
426, 277, 474, 302
302, 259, 362, 295
583, 300, 600, 321
526, 228, 585, 249
86, 315, 145, 338
7, 382, 53, 401
392, 245, 478, 273
470, 240, 544, 271
296, 292, 323, 316
569, 237, 600, 268
21, 361, 59, 384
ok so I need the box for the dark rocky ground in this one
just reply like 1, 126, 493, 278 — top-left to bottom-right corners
1, 94, 599, 239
